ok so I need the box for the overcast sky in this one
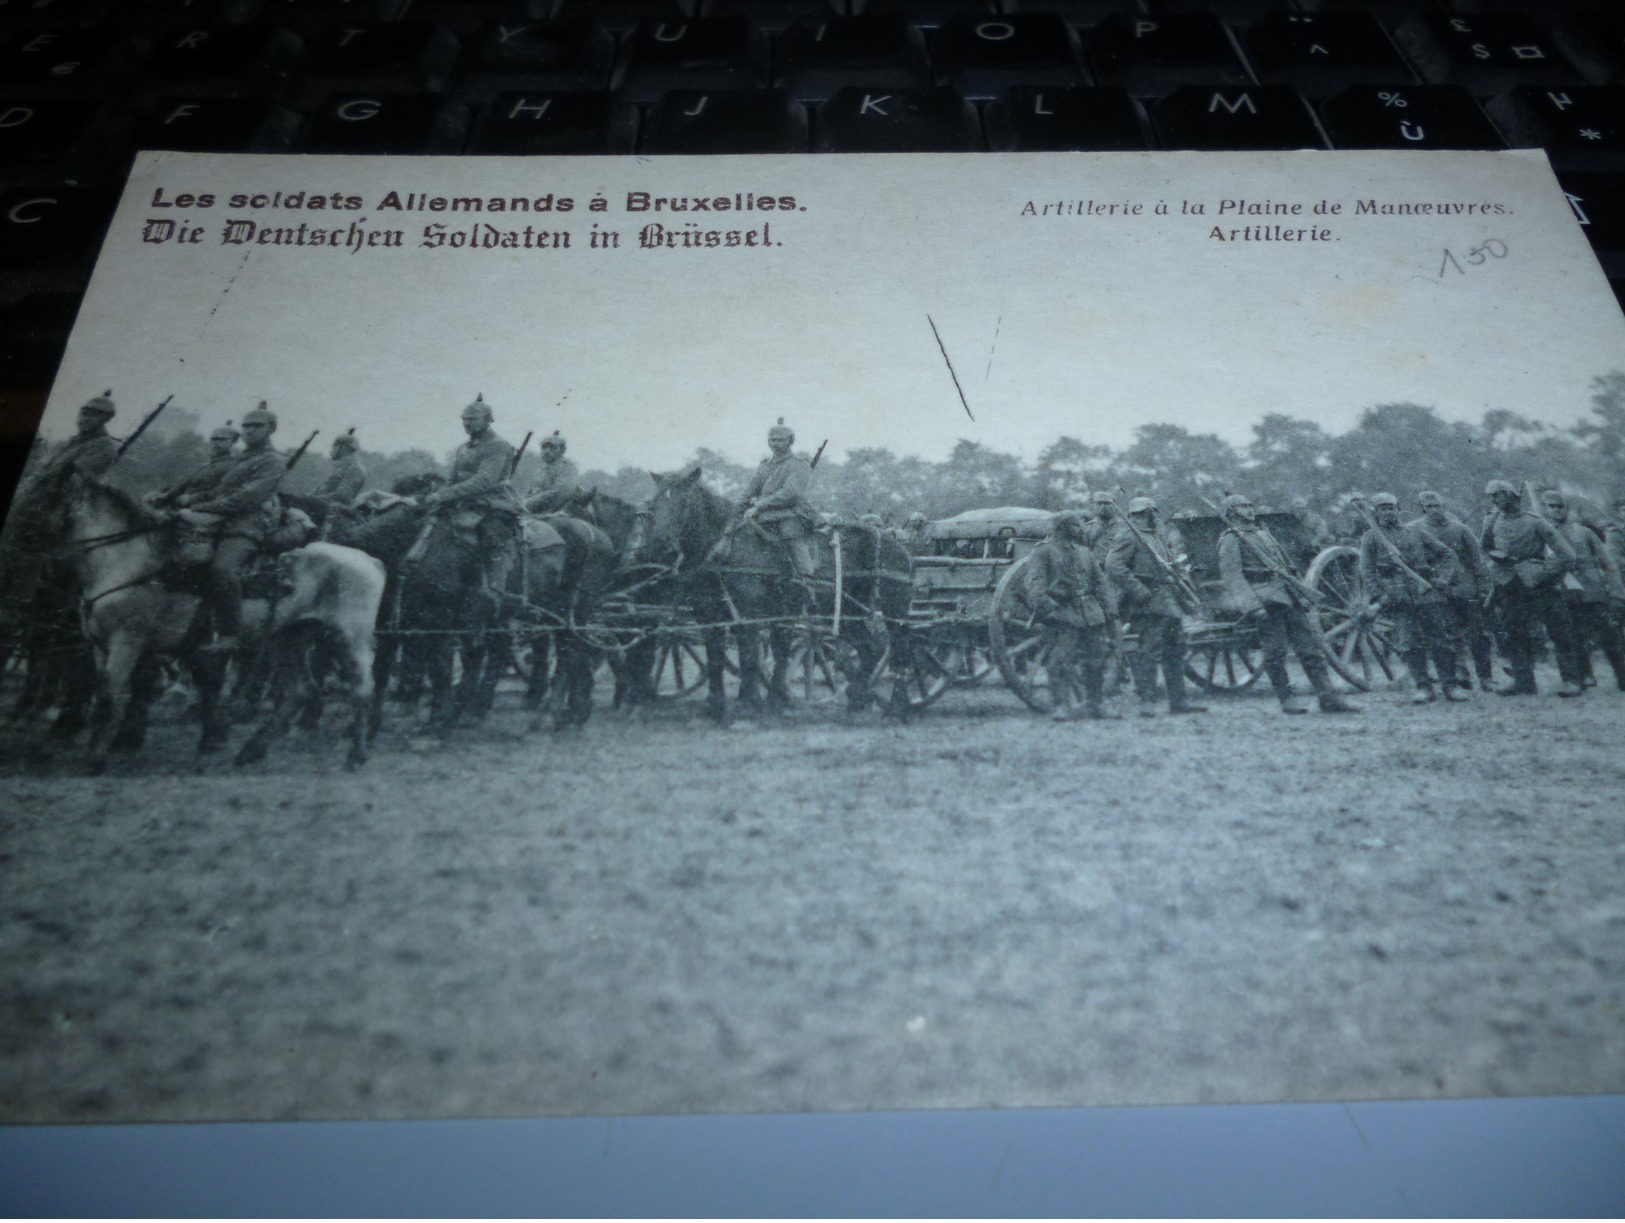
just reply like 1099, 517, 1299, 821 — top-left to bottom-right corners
38, 149, 1625, 469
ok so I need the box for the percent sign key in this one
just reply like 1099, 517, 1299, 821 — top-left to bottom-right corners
1321, 83, 1505, 150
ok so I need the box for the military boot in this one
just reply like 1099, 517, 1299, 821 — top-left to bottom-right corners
1557, 680, 1586, 698
1167, 698, 1207, 714
1442, 681, 1469, 702
1138, 695, 1158, 718
1495, 679, 1537, 696
1317, 691, 1359, 713
1411, 683, 1436, 704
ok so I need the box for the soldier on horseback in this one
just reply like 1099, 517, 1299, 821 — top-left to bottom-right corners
146, 421, 239, 509
739, 418, 816, 578
521, 431, 580, 515
313, 431, 366, 511
17, 391, 119, 509
169, 403, 287, 653
417, 393, 518, 596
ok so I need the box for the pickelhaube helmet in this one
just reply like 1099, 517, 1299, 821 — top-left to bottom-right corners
463, 392, 492, 418
210, 420, 240, 442
768, 417, 794, 442
1541, 488, 1568, 508
242, 401, 277, 429
1090, 490, 1116, 505
1222, 492, 1252, 510
1128, 496, 1157, 515
1417, 489, 1443, 507
1370, 492, 1399, 508
1290, 496, 1309, 512
1485, 478, 1517, 497
333, 429, 359, 453
905, 512, 926, 527
81, 389, 115, 417
541, 430, 565, 452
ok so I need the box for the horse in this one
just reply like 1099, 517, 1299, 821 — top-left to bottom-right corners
50, 472, 382, 770
631, 467, 917, 721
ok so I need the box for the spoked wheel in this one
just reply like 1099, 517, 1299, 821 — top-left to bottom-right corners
937, 632, 995, 687
648, 627, 708, 699
1306, 545, 1399, 691
874, 629, 954, 711
784, 621, 845, 703
1183, 635, 1265, 691
988, 555, 1056, 712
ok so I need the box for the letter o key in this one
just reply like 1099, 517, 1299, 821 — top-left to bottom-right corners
975, 21, 1015, 40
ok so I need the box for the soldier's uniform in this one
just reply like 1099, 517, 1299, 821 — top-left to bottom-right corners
1287, 499, 1335, 569
187, 405, 286, 646
15, 391, 120, 526
1104, 501, 1202, 715
1546, 494, 1625, 690
149, 426, 239, 509
1217, 494, 1355, 714
425, 395, 518, 592
897, 512, 930, 555
1022, 511, 1116, 720
1082, 491, 1116, 550
1481, 480, 1581, 696
1409, 495, 1494, 688
740, 419, 816, 577
1358, 495, 1462, 701
314, 436, 366, 509
522, 441, 580, 515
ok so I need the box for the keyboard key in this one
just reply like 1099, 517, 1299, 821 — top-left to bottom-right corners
0, 184, 111, 268
618, 16, 770, 103
1553, 10, 1625, 87
985, 84, 1149, 149
1085, 13, 1250, 95
296, 20, 459, 97
1002, 0, 1139, 18
774, 16, 929, 103
1553, 170, 1625, 274
1144, 0, 1279, 21
554, 0, 692, 32
467, 89, 636, 152
851, 0, 994, 28
409, 1, 551, 35
0, 96, 101, 165
1319, 82, 1503, 147
459, 20, 614, 100
702, 0, 839, 34
813, 85, 979, 150
135, 94, 298, 149
105, 0, 263, 28
130, 23, 300, 98
931, 14, 1087, 100
1153, 84, 1325, 148
0, 0, 101, 30
1244, 11, 1414, 96
1489, 85, 1625, 167
296, 91, 469, 151
1397, 13, 1580, 96
0, 27, 147, 96
260, 0, 408, 33
642, 87, 807, 150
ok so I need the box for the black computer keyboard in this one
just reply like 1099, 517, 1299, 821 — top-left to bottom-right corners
1, 0, 1624, 437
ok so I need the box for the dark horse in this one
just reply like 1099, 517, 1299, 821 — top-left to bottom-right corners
632, 467, 917, 721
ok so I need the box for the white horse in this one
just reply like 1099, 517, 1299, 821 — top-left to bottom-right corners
52, 472, 385, 769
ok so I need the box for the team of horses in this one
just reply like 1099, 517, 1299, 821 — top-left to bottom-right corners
0, 465, 921, 770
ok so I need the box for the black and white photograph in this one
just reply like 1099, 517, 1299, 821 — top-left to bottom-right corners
1, 148, 1622, 1126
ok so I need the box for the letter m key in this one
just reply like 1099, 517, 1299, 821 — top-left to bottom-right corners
1208, 91, 1256, 114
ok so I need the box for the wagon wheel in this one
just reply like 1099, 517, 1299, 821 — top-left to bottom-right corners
1306, 545, 1399, 691
784, 621, 845, 703
648, 626, 708, 699
874, 627, 955, 710
1183, 634, 1265, 691
936, 629, 995, 687
988, 555, 1056, 712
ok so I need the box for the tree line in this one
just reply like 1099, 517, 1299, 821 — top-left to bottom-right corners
65, 372, 1625, 534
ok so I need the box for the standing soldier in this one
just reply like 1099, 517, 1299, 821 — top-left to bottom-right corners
173, 403, 286, 653
1409, 490, 1494, 690
1217, 492, 1357, 714
1022, 510, 1117, 721
313, 431, 366, 511
1083, 490, 1117, 549
1286, 496, 1335, 569
522, 431, 580, 514
739, 417, 817, 578
898, 511, 930, 554
1358, 493, 1464, 703
418, 394, 519, 596
1481, 479, 1582, 697
147, 422, 239, 509
1541, 489, 1625, 691
1105, 496, 1205, 717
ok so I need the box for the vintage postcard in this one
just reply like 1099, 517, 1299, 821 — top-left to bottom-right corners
1, 149, 1622, 1123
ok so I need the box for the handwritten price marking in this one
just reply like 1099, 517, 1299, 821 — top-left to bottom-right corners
1439, 238, 1508, 278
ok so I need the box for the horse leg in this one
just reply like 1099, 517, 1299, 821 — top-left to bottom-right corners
368, 629, 396, 740
523, 632, 552, 711
704, 625, 728, 722
235, 630, 308, 766
50, 643, 97, 740
736, 626, 767, 715
295, 640, 329, 730
110, 651, 161, 750
341, 624, 375, 769
424, 635, 456, 731
766, 624, 793, 713
188, 649, 230, 755
86, 635, 142, 770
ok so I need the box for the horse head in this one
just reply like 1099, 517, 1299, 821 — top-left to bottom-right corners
634, 466, 722, 570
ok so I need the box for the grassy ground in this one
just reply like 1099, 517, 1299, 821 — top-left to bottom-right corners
1, 667, 1622, 1123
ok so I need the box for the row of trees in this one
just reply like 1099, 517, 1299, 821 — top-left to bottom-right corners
84, 375, 1625, 530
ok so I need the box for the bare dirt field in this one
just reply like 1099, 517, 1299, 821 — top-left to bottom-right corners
2, 667, 1623, 1124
